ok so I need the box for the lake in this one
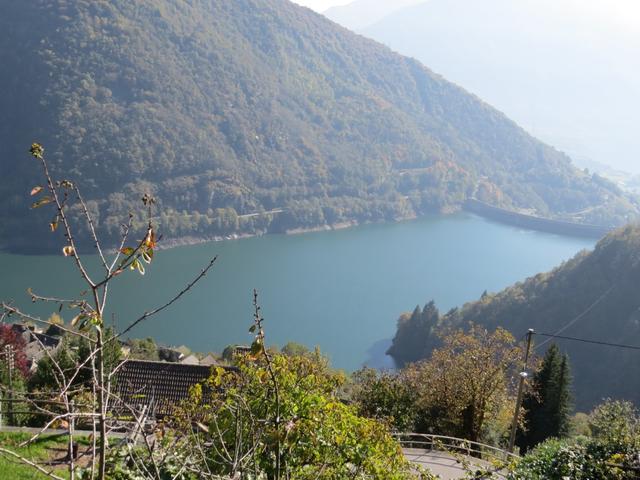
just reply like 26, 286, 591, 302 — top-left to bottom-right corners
0, 213, 595, 371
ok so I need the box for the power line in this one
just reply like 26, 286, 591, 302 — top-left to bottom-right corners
534, 284, 616, 350
534, 332, 640, 352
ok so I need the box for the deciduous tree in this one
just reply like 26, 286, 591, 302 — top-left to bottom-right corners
409, 325, 521, 443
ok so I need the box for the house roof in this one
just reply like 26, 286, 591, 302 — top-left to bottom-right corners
114, 359, 228, 417
10, 324, 62, 370
31, 332, 60, 349
180, 354, 200, 365
200, 354, 218, 366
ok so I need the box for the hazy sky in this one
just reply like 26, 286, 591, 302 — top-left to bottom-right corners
291, 0, 350, 12
293, 0, 640, 24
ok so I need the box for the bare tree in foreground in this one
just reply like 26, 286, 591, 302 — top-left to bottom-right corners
0, 143, 217, 479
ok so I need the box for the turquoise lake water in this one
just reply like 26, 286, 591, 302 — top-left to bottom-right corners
0, 213, 595, 371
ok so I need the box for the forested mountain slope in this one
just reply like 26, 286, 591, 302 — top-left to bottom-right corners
0, 0, 636, 252
389, 224, 640, 409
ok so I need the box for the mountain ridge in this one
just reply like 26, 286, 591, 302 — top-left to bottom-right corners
324, 0, 425, 31
0, 0, 636, 253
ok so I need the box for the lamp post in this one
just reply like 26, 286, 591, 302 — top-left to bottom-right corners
508, 329, 534, 453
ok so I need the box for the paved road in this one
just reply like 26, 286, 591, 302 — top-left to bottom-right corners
403, 448, 507, 479
2, 428, 505, 479
237, 208, 284, 219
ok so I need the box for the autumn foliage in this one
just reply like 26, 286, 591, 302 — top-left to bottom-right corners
0, 324, 30, 378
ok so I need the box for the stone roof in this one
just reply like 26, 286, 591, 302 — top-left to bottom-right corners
180, 354, 200, 365
114, 359, 222, 417
200, 354, 218, 366
10, 324, 61, 370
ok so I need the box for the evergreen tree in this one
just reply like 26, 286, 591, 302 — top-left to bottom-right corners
517, 344, 572, 453
551, 355, 572, 438
387, 301, 440, 365
386, 305, 423, 365
421, 301, 440, 328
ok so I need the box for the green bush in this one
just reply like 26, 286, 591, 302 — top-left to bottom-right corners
508, 436, 640, 479
178, 353, 433, 479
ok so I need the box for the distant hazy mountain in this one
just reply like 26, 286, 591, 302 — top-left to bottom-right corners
354, 0, 640, 174
324, 0, 425, 30
0, 0, 636, 252
389, 224, 640, 409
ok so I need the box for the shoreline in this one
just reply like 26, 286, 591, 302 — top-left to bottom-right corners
0, 220, 380, 255
118, 204, 612, 254
1, 205, 614, 256
155, 220, 363, 251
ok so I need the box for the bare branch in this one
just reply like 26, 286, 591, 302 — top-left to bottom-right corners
108, 215, 135, 273
116, 256, 217, 339
74, 186, 109, 273
36, 154, 95, 288
1, 303, 94, 342
25, 288, 82, 306
0, 447, 65, 480
95, 239, 145, 290
252, 289, 282, 479
18, 412, 100, 448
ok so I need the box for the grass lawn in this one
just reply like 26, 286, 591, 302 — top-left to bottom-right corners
0, 432, 89, 479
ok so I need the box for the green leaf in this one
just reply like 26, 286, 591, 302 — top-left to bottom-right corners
250, 338, 263, 355
31, 196, 53, 209
249, 325, 257, 333
120, 247, 135, 256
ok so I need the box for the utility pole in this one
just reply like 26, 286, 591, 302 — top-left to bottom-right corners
4, 344, 15, 426
508, 329, 534, 453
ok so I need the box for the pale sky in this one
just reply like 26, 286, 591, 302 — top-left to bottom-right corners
292, 0, 640, 25
291, 0, 351, 12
